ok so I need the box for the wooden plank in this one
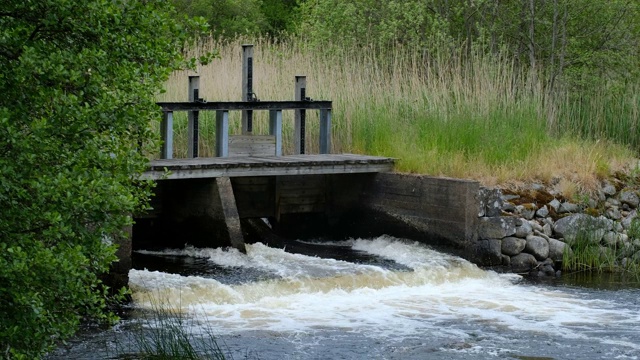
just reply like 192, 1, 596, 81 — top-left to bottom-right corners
229, 135, 276, 157
144, 154, 395, 180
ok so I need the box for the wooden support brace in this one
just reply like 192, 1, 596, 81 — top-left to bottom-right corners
216, 177, 246, 253
161, 111, 173, 159
216, 110, 229, 157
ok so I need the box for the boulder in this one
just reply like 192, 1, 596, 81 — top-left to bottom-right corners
622, 210, 638, 229
542, 223, 553, 237
516, 204, 536, 220
603, 231, 622, 247
619, 189, 640, 209
511, 253, 538, 272
548, 199, 561, 212
553, 214, 608, 244
558, 202, 580, 214
472, 239, 503, 266
548, 238, 569, 262
602, 182, 617, 196
502, 236, 526, 256
525, 235, 550, 260
478, 216, 517, 239
536, 205, 549, 218
502, 254, 511, 266
515, 221, 533, 238
605, 207, 622, 220
478, 187, 504, 217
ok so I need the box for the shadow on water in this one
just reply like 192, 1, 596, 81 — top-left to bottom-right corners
133, 239, 411, 284
524, 270, 640, 290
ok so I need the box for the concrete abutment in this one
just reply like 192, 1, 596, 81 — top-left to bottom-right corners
128, 173, 483, 263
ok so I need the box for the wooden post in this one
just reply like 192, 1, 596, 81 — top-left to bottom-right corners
215, 177, 246, 253
242, 44, 254, 135
319, 108, 331, 154
188, 76, 200, 158
160, 111, 173, 159
269, 109, 283, 156
216, 110, 229, 157
294, 76, 306, 154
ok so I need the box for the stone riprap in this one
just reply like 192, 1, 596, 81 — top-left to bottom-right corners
473, 180, 640, 276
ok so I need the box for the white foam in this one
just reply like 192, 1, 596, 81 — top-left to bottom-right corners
130, 236, 640, 351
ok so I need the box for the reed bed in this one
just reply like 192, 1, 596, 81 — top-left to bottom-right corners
156, 37, 637, 191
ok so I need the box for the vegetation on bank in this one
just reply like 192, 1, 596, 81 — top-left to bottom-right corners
0, 1, 211, 358
563, 218, 640, 275
1, 0, 639, 358
161, 37, 637, 191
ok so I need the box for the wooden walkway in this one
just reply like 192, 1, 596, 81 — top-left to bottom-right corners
143, 154, 395, 180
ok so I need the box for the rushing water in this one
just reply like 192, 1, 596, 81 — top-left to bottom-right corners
49, 236, 640, 359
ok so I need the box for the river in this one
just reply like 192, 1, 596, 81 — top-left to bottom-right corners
49, 235, 640, 359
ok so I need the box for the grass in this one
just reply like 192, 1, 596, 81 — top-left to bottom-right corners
155, 37, 638, 193
563, 225, 640, 275
112, 296, 233, 360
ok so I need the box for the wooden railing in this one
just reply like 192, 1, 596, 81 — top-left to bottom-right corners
157, 44, 332, 160
157, 100, 332, 159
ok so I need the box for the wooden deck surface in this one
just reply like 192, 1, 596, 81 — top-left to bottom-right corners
144, 154, 395, 180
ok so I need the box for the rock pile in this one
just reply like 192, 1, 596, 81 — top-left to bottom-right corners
474, 180, 640, 276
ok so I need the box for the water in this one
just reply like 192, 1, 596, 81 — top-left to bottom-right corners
49, 236, 640, 359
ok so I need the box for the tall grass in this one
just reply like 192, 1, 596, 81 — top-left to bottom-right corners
562, 230, 640, 275
114, 298, 233, 360
157, 37, 637, 189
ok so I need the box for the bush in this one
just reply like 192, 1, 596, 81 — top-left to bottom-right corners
0, 0, 209, 357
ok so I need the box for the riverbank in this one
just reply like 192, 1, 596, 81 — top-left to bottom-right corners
474, 168, 640, 277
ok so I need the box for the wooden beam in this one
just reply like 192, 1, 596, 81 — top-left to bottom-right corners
157, 101, 332, 112
143, 162, 395, 180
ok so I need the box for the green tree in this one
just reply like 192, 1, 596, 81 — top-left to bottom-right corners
172, 0, 267, 37
171, 0, 300, 38
0, 0, 208, 358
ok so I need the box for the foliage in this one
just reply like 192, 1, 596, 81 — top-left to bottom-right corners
297, 0, 640, 150
0, 0, 209, 358
171, 0, 298, 38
